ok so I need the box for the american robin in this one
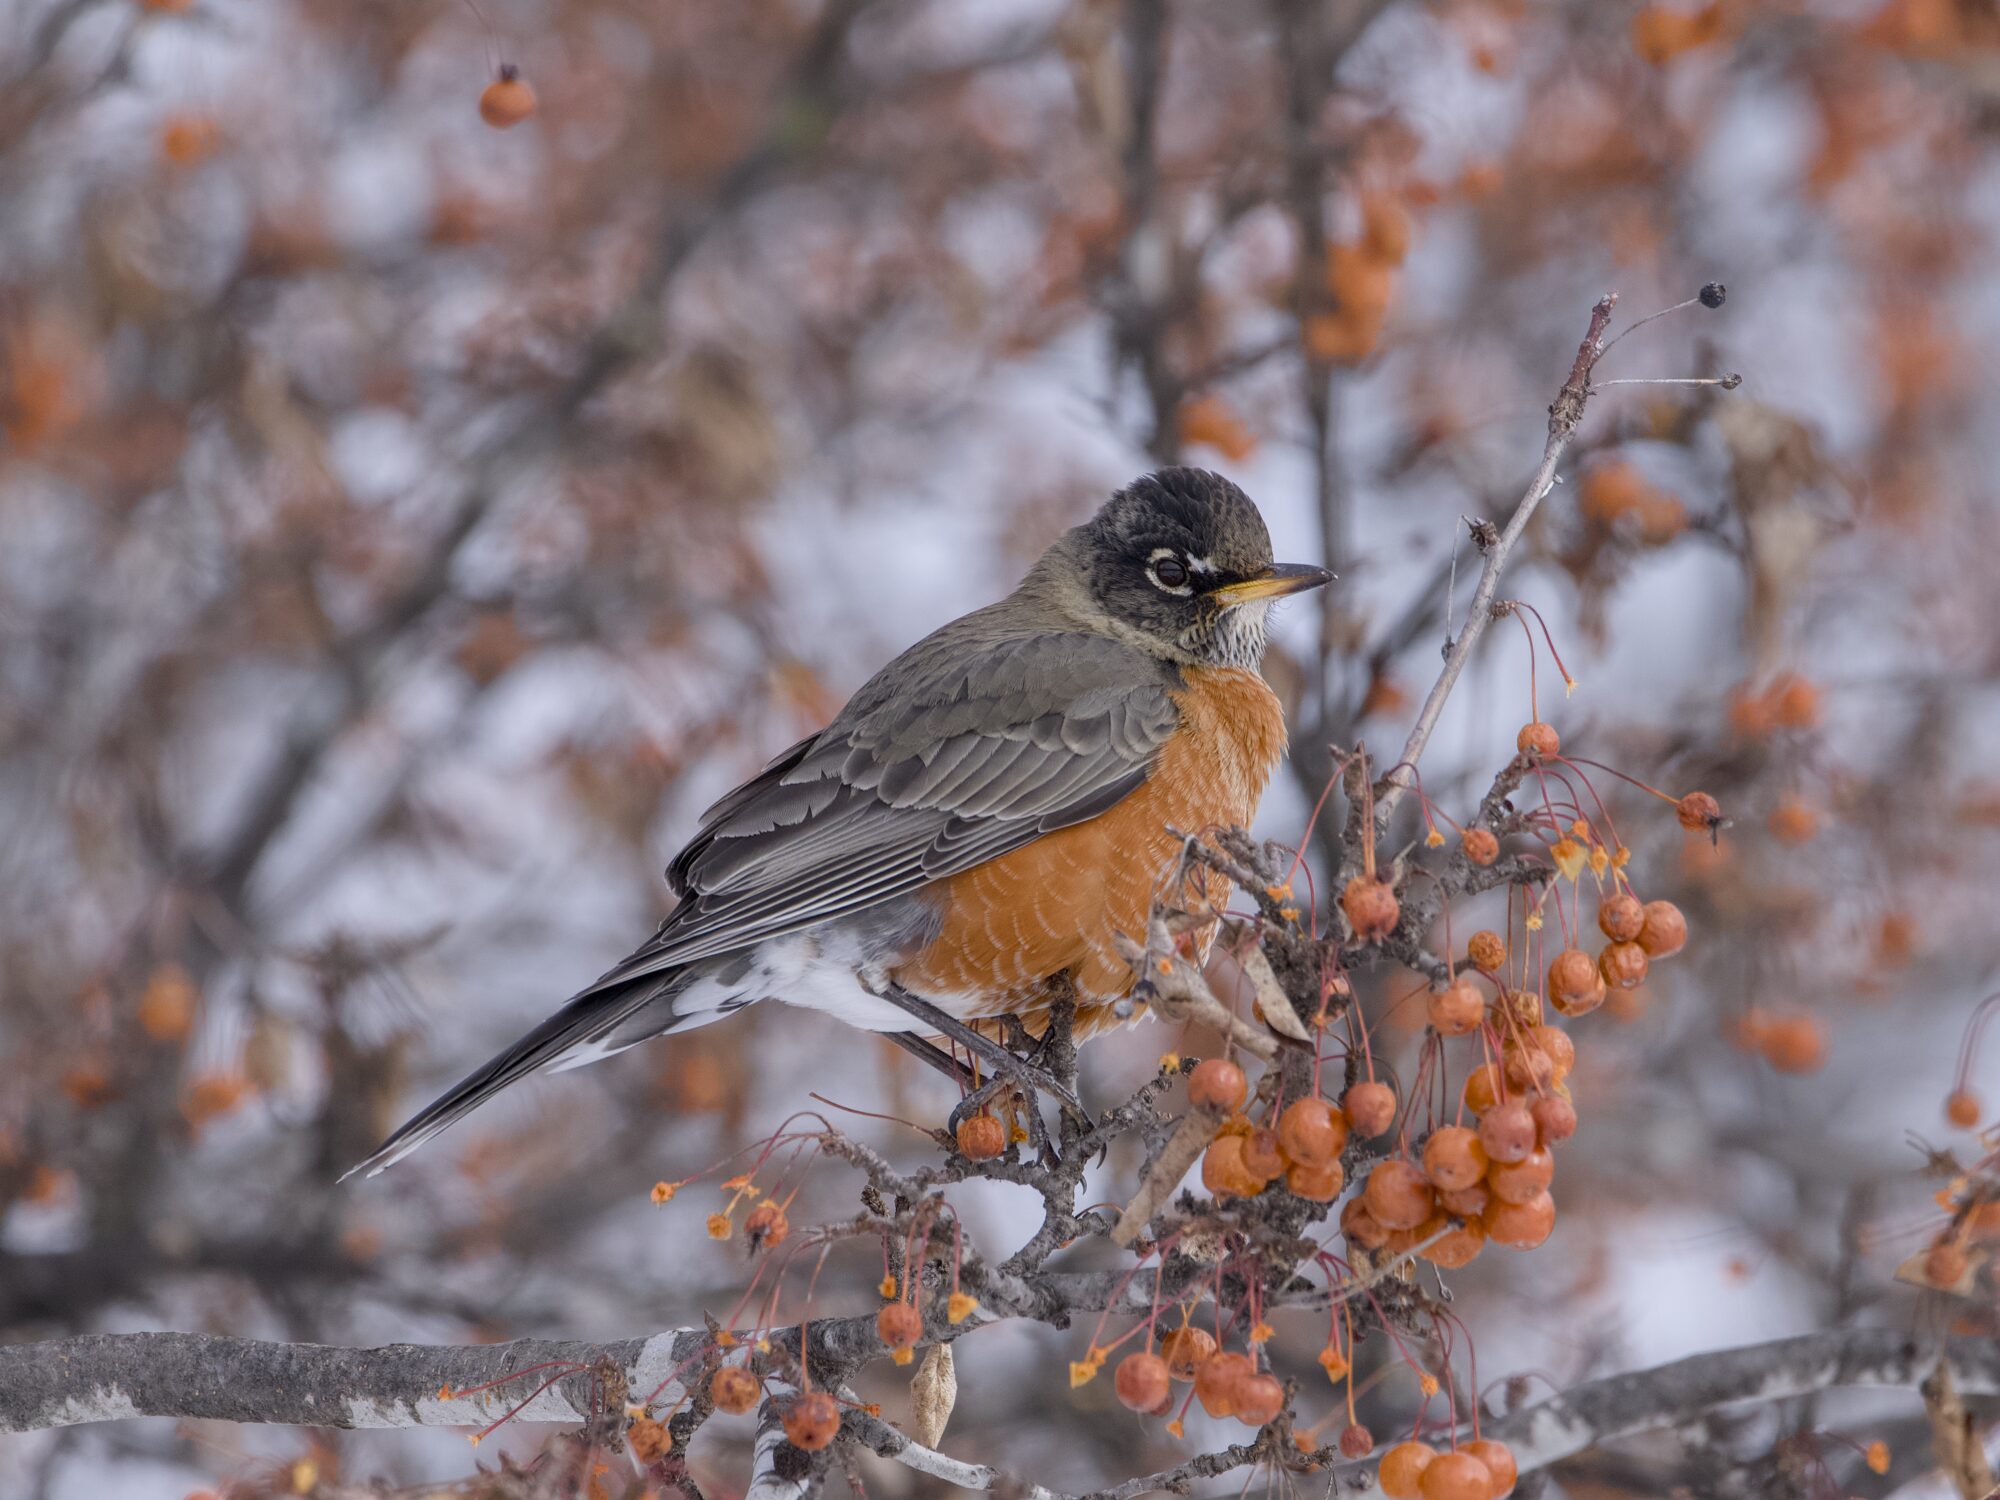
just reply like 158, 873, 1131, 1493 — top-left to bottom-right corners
351, 467, 1330, 1175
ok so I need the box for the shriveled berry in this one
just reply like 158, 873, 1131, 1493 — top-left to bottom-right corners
1488, 1146, 1554, 1205
1194, 1351, 1254, 1417
1114, 1352, 1172, 1413
1340, 1195, 1391, 1250
1428, 980, 1486, 1038
782, 1390, 841, 1451
1340, 1424, 1375, 1459
478, 67, 538, 129
1379, 1440, 1438, 1498
1159, 1325, 1217, 1380
1233, 1371, 1286, 1427
1598, 940, 1649, 991
1465, 1439, 1518, 1498
1463, 828, 1500, 866
1421, 1125, 1488, 1191
1344, 1080, 1398, 1137
1286, 1158, 1345, 1201
1189, 1057, 1248, 1112
1946, 1089, 1981, 1129
1467, 930, 1507, 972
1420, 1450, 1495, 1500
1244, 1127, 1286, 1180
956, 1113, 1006, 1161
1517, 721, 1560, 759
628, 1414, 671, 1461
1676, 790, 1722, 832
1484, 1188, 1556, 1248
1343, 876, 1401, 941
1497, 989, 1544, 1028
1478, 1101, 1537, 1163
877, 1302, 922, 1351
1637, 900, 1688, 958
1365, 1159, 1436, 1230
1598, 892, 1645, 941
1277, 1097, 1347, 1166
710, 1365, 761, 1415
1531, 1093, 1578, 1145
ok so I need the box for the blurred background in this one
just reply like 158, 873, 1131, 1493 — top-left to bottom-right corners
2, 0, 1996, 1495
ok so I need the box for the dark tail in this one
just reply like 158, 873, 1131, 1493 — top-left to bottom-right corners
342, 970, 687, 1180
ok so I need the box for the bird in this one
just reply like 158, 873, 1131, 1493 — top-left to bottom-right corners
349, 467, 1331, 1176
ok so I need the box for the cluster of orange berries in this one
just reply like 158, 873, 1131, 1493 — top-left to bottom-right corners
1108, 1324, 1286, 1429
1377, 1436, 1519, 1500
1194, 1059, 1357, 1203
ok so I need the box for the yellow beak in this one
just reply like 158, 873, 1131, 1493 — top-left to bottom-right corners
1211, 562, 1335, 606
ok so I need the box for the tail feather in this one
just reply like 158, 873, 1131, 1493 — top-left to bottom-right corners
342, 972, 684, 1180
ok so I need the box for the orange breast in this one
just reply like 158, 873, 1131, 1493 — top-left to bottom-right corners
893, 665, 1288, 1020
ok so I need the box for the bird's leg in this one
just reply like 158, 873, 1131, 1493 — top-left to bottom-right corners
884, 1031, 976, 1090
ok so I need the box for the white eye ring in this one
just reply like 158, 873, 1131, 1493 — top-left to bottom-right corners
1147, 547, 1194, 595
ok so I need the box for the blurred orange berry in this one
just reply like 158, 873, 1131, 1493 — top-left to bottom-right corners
479, 67, 538, 129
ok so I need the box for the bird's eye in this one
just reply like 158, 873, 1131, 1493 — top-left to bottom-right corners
1150, 555, 1190, 591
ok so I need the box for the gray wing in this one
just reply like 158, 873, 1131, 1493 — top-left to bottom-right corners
595, 629, 1181, 986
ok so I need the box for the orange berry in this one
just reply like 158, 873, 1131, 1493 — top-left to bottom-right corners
1160, 1325, 1217, 1380
1488, 1146, 1554, 1205
1598, 941, 1649, 991
1478, 1101, 1536, 1164
1114, 1352, 1172, 1413
1233, 1371, 1285, 1427
1438, 1181, 1490, 1218
1598, 893, 1645, 942
1769, 673, 1821, 730
1945, 1089, 1981, 1129
1466, 930, 1507, 972
1365, 1159, 1436, 1230
744, 1201, 790, 1250
1767, 797, 1818, 843
1547, 949, 1599, 1007
1277, 1097, 1347, 1167
710, 1365, 761, 1415
1428, 980, 1486, 1038
1344, 1080, 1398, 1137
1461, 1062, 1505, 1116
159, 113, 220, 166
1417, 1210, 1486, 1268
1462, 828, 1500, 866
1243, 1127, 1287, 1180
1676, 790, 1722, 833
1189, 1057, 1248, 1112
1517, 721, 1560, 759
1531, 1093, 1578, 1146
136, 963, 198, 1042
478, 67, 538, 129
1758, 1014, 1826, 1073
876, 1302, 922, 1352
1340, 1195, 1391, 1250
1177, 393, 1258, 463
1465, 1438, 1518, 1497
782, 1390, 841, 1451
1421, 1450, 1496, 1500
1505, 1026, 1574, 1091
1484, 1188, 1556, 1248
1343, 876, 1401, 941
1637, 900, 1688, 958
1202, 1134, 1268, 1198
956, 1112, 1006, 1161
1193, 1351, 1254, 1417
1548, 972, 1605, 1018
1286, 1158, 1345, 1201
1421, 1126, 1489, 1191
1379, 1440, 1438, 1498
1340, 1424, 1375, 1459
628, 1415, 671, 1461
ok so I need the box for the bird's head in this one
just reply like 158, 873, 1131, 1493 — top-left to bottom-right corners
1063, 468, 1333, 667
